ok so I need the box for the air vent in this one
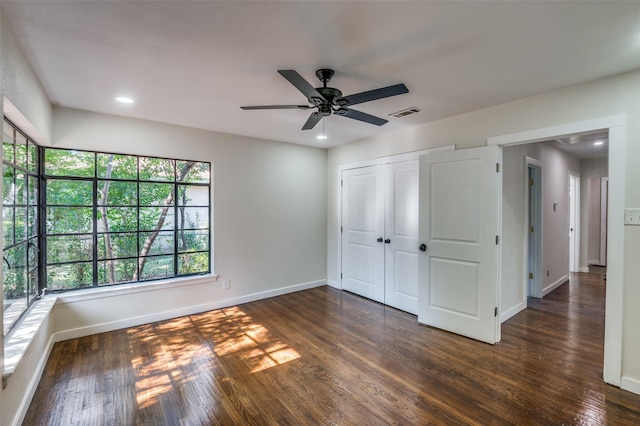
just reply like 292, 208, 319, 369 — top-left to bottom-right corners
388, 107, 420, 118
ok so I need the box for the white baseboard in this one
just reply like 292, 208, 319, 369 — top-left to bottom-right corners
542, 275, 569, 297
326, 279, 341, 289
11, 333, 55, 426
500, 301, 526, 323
621, 376, 640, 396
54, 279, 326, 342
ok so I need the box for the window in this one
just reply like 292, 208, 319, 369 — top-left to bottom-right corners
3, 118, 40, 335
44, 148, 211, 291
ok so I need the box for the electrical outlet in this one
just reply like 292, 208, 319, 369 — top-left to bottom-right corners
223, 279, 230, 289
624, 208, 640, 225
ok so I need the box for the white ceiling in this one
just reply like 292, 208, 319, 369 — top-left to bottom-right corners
3, 1, 640, 148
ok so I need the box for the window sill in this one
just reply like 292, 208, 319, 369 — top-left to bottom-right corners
52, 273, 219, 305
3, 296, 56, 387
3, 273, 218, 387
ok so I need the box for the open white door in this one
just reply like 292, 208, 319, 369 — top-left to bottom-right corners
418, 146, 501, 344
341, 166, 385, 303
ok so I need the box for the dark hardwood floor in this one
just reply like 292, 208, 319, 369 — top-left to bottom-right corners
24, 273, 640, 425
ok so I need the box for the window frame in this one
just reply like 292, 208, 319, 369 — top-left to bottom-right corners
43, 147, 211, 292
2, 117, 42, 336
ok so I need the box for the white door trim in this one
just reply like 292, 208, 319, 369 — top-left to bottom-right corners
525, 158, 543, 299
488, 114, 625, 388
569, 171, 581, 273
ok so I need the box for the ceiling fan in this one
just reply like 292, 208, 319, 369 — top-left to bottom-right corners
241, 69, 409, 130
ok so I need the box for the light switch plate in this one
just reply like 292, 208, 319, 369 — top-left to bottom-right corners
624, 208, 640, 225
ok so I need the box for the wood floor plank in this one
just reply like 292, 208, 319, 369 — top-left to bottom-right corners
23, 272, 640, 425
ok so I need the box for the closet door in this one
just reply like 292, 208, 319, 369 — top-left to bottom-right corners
384, 160, 419, 314
341, 166, 385, 303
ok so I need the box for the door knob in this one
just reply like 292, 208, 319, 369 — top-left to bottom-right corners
419, 243, 427, 252
384, 239, 391, 244
377, 237, 383, 242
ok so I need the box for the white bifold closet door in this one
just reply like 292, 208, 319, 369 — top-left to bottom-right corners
341, 160, 419, 314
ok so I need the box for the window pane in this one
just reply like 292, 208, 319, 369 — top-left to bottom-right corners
3, 121, 14, 164
179, 207, 209, 230
28, 175, 38, 205
3, 207, 13, 246
139, 157, 174, 182
47, 235, 93, 263
139, 207, 174, 231
177, 185, 209, 207
47, 207, 93, 234
98, 233, 138, 259
27, 142, 38, 173
47, 263, 93, 290
47, 179, 93, 206
97, 207, 137, 232
139, 255, 174, 280
15, 133, 27, 169
139, 182, 173, 206
15, 207, 27, 241
97, 153, 137, 180
28, 269, 38, 299
98, 259, 138, 285
98, 181, 137, 206
45, 149, 95, 177
14, 171, 26, 205
177, 230, 209, 253
3, 166, 14, 204
4, 243, 27, 300
139, 231, 174, 256
27, 238, 39, 267
177, 161, 210, 183
27, 206, 38, 237
178, 252, 209, 275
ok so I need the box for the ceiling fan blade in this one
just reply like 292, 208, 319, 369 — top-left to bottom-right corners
338, 83, 409, 107
278, 70, 327, 105
241, 105, 312, 110
302, 112, 323, 130
335, 108, 388, 126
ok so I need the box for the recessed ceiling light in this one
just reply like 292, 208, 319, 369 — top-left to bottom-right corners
317, 135, 327, 140
594, 141, 604, 146
116, 96, 135, 104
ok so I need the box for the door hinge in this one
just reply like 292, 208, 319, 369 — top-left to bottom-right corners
494, 307, 498, 317
340, 273, 343, 279
529, 226, 534, 233
495, 235, 499, 245
341, 226, 343, 233
529, 178, 534, 186
341, 179, 343, 187
496, 163, 500, 173
529, 272, 534, 279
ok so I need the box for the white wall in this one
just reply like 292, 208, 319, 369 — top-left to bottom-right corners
327, 69, 640, 394
540, 142, 580, 294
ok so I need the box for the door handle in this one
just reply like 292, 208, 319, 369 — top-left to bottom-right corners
384, 239, 391, 244
419, 243, 427, 252
377, 237, 383, 243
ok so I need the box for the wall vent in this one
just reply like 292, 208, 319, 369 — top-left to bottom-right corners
388, 107, 420, 118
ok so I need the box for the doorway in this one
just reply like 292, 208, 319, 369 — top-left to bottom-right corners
489, 115, 623, 387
